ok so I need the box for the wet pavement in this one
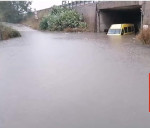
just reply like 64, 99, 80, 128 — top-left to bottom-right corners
0, 24, 150, 128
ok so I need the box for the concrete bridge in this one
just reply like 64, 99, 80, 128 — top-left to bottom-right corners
72, 1, 150, 32
37, 1, 150, 32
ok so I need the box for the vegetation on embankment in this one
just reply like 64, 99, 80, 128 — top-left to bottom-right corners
136, 28, 150, 44
21, 9, 49, 30
40, 6, 87, 32
22, 6, 88, 32
0, 23, 21, 40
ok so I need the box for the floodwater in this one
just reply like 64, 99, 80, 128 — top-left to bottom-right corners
0, 24, 150, 128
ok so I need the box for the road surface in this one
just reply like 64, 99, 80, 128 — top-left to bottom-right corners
0, 24, 150, 128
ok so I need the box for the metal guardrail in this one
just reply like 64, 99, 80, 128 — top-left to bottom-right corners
62, 1, 101, 8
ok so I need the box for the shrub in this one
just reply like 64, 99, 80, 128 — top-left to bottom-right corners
51, 6, 68, 15
47, 15, 61, 31
0, 23, 21, 40
136, 28, 150, 44
39, 6, 87, 31
8, 28, 21, 38
40, 17, 49, 30
79, 22, 87, 28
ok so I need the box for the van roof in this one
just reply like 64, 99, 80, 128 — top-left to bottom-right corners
110, 24, 134, 29
110, 24, 121, 29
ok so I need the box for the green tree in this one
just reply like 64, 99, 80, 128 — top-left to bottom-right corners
0, 1, 32, 23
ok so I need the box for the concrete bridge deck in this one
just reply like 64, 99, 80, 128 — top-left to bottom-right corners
97, 1, 141, 10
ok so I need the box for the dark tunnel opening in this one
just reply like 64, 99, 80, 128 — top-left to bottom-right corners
100, 6, 141, 33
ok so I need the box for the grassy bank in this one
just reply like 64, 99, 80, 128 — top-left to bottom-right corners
0, 23, 21, 40
136, 28, 150, 44
22, 17, 40, 30
21, 10, 49, 30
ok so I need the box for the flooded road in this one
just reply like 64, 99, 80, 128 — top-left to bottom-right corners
0, 24, 150, 128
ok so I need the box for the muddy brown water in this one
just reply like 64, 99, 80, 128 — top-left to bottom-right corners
0, 24, 150, 128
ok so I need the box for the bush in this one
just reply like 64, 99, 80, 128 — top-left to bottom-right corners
39, 6, 87, 31
79, 22, 87, 28
51, 6, 68, 15
8, 29, 21, 38
136, 28, 150, 44
47, 15, 61, 31
40, 17, 49, 30
0, 23, 21, 40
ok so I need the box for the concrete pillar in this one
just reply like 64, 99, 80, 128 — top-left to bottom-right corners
143, 1, 150, 27
99, 12, 106, 32
97, 11, 100, 32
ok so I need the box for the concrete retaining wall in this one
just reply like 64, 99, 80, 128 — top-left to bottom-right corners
143, 1, 150, 25
73, 3, 97, 32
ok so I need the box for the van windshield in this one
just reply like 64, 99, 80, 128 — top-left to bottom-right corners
108, 29, 121, 34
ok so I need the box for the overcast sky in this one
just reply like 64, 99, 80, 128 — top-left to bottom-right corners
31, 0, 63, 10
31, 0, 100, 10
31, 0, 129, 11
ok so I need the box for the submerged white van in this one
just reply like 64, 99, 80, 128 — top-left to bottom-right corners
107, 24, 135, 35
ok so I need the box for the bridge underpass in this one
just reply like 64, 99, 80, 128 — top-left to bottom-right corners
97, 5, 142, 33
